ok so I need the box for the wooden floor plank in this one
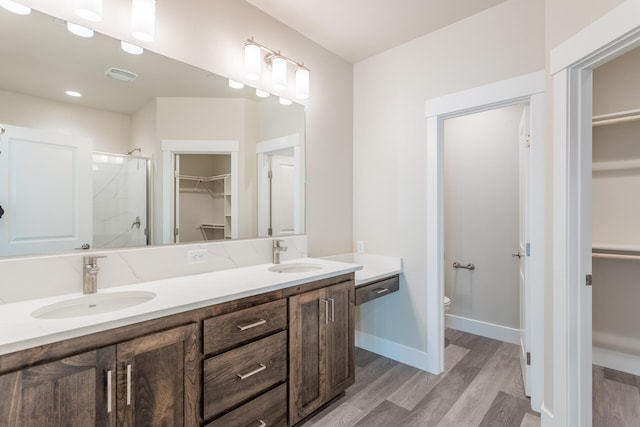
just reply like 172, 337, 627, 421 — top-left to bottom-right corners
520, 412, 541, 427
355, 347, 380, 368
593, 364, 640, 427
353, 400, 410, 427
477, 391, 529, 427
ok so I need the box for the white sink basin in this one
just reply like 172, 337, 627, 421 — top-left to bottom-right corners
268, 263, 324, 274
31, 291, 157, 319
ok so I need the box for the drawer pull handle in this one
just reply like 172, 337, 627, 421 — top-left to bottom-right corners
237, 319, 267, 331
374, 288, 390, 294
323, 299, 329, 324
237, 363, 267, 380
256, 421, 266, 427
126, 364, 132, 406
328, 297, 335, 322
106, 369, 112, 413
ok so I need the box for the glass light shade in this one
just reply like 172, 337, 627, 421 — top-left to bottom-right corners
228, 79, 244, 89
121, 41, 144, 55
279, 97, 292, 106
255, 89, 270, 98
0, 0, 31, 15
272, 56, 287, 91
295, 67, 310, 99
75, 0, 102, 22
131, 0, 156, 42
67, 22, 94, 38
244, 43, 261, 80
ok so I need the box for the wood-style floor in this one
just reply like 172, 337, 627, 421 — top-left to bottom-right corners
301, 329, 640, 427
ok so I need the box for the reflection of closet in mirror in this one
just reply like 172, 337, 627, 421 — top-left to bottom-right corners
175, 154, 231, 242
591, 45, 640, 376
92, 153, 150, 249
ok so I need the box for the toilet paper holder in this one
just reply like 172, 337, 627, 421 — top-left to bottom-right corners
452, 261, 475, 270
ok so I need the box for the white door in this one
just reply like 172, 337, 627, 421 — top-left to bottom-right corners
271, 154, 295, 236
173, 154, 181, 243
517, 106, 532, 396
0, 124, 92, 256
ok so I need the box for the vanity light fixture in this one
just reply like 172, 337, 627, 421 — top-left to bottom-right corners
255, 89, 270, 98
66, 21, 94, 38
279, 97, 292, 106
244, 37, 310, 99
228, 79, 244, 89
0, 0, 30, 15
131, 0, 156, 42
121, 40, 144, 55
74, 0, 102, 22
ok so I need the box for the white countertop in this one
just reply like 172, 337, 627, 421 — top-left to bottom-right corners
322, 253, 403, 286
0, 258, 361, 356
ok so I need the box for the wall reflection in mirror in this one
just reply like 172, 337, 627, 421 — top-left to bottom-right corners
0, 7, 305, 258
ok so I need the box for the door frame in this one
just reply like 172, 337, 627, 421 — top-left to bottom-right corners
424, 70, 545, 411
161, 139, 239, 243
549, 1, 640, 426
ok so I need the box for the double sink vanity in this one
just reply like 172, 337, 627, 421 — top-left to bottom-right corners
0, 249, 400, 426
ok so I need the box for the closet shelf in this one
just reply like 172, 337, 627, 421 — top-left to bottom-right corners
176, 173, 230, 182
592, 159, 640, 172
593, 109, 640, 127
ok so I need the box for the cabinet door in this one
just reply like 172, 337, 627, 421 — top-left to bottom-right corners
289, 287, 327, 425
0, 346, 116, 427
116, 323, 198, 427
325, 280, 355, 399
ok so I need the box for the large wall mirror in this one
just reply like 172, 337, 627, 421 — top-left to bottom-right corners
0, 7, 305, 258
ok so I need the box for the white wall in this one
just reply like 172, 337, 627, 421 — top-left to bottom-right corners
444, 105, 522, 330
353, 0, 543, 363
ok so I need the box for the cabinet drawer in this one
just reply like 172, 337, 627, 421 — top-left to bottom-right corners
205, 383, 287, 427
355, 275, 399, 305
203, 299, 287, 356
203, 331, 287, 420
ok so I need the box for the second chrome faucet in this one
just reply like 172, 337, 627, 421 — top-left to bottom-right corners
272, 239, 288, 264
83, 255, 106, 294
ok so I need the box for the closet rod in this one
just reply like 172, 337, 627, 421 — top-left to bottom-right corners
593, 109, 640, 127
177, 173, 230, 182
592, 252, 640, 260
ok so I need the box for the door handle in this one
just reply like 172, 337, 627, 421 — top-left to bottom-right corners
0, 205, 4, 219
511, 251, 523, 259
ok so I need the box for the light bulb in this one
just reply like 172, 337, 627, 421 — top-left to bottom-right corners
132, 0, 156, 42
272, 56, 287, 91
295, 67, 310, 99
245, 43, 261, 80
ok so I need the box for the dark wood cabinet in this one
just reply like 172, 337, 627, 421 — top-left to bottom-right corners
289, 280, 355, 425
116, 323, 198, 427
0, 346, 116, 427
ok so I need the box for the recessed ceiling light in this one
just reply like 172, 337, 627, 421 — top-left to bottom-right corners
279, 97, 292, 106
121, 41, 143, 55
228, 79, 244, 89
256, 89, 270, 98
0, 0, 31, 15
66, 22, 94, 38
65, 90, 82, 97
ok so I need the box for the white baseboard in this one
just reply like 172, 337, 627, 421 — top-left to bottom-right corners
445, 314, 520, 345
593, 346, 640, 376
355, 330, 430, 372
540, 403, 554, 427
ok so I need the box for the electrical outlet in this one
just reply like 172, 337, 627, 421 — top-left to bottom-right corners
357, 240, 365, 253
187, 249, 208, 264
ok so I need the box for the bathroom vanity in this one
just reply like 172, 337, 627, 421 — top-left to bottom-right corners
0, 259, 359, 427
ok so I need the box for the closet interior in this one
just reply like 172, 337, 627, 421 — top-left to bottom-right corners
591, 45, 640, 375
175, 154, 231, 243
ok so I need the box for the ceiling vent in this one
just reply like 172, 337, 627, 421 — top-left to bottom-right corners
104, 67, 138, 82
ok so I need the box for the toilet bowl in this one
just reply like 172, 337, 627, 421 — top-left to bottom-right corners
444, 296, 451, 313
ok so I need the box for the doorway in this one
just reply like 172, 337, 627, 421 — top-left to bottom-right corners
425, 71, 545, 412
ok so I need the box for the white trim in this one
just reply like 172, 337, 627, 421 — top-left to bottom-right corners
549, 2, 640, 425
593, 346, 640, 376
424, 71, 545, 412
541, 403, 554, 426
445, 314, 520, 345
160, 140, 239, 243
550, 0, 640, 74
355, 330, 429, 371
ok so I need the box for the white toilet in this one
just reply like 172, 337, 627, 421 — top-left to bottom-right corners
444, 296, 451, 313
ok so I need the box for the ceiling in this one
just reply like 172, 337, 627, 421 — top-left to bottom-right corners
246, 0, 508, 63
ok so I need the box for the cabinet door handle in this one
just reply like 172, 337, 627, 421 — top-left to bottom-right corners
106, 369, 112, 413
328, 297, 335, 322
237, 319, 267, 331
374, 288, 390, 294
126, 364, 132, 406
323, 299, 329, 324
236, 363, 267, 380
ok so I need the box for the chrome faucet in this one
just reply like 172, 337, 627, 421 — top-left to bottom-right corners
83, 255, 106, 294
272, 239, 288, 264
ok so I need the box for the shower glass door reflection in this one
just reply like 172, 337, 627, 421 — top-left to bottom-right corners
92, 153, 150, 249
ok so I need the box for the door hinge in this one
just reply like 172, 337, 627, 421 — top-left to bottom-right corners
525, 242, 531, 256
174, 227, 179, 236
586, 274, 592, 287
526, 134, 531, 148
268, 170, 272, 179
526, 351, 531, 366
